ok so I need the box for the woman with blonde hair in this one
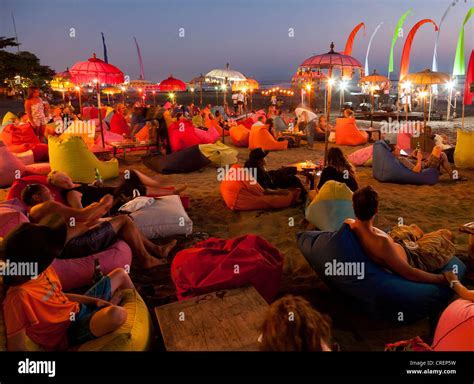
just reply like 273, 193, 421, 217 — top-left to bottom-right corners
24, 86, 48, 140
260, 295, 333, 351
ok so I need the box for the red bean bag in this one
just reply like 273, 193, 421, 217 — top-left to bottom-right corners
335, 118, 368, 146
171, 234, 284, 302
110, 113, 131, 136
220, 164, 299, 210
168, 120, 202, 152
229, 124, 250, 147
432, 299, 474, 351
1, 123, 48, 162
397, 130, 413, 151
249, 123, 287, 151
240, 117, 254, 129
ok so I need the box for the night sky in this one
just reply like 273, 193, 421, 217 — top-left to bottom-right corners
1, 0, 473, 83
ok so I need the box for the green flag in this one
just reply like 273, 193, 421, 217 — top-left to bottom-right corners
453, 7, 474, 77
388, 9, 412, 76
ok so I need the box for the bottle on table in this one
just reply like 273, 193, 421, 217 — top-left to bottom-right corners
94, 167, 103, 188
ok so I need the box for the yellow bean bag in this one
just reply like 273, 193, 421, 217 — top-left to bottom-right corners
199, 141, 238, 167
454, 130, 474, 169
2, 112, 17, 126
48, 136, 119, 183
249, 124, 288, 151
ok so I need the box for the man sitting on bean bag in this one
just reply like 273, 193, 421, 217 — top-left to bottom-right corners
345, 186, 454, 283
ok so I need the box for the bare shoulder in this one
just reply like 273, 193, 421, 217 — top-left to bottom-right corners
30, 201, 61, 220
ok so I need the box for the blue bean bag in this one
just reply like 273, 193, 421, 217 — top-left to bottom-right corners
297, 224, 465, 323
372, 140, 439, 185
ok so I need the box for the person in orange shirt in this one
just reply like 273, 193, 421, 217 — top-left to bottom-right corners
2, 214, 134, 351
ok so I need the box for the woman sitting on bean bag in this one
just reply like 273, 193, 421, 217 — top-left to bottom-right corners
317, 147, 359, 192
335, 109, 368, 146
1, 112, 49, 162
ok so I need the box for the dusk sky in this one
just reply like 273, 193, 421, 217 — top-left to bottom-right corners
1, 0, 473, 83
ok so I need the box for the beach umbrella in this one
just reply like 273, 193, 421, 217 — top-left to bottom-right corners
158, 75, 186, 104
232, 78, 259, 92
359, 70, 391, 127
206, 63, 246, 83
296, 42, 364, 163
404, 69, 451, 128
50, 68, 75, 101
70, 53, 125, 147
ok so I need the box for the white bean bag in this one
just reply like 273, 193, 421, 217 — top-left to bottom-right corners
126, 195, 193, 238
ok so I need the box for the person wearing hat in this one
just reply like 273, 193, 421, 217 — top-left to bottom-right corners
1, 214, 135, 351
244, 148, 306, 198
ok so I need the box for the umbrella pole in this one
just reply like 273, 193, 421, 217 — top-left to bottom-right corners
324, 68, 333, 166
423, 87, 427, 130
96, 82, 105, 148
371, 87, 374, 128
447, 86, 452, 121
200, 84, 203, 107
461, 98, 465, 130
78, 89, 83, 118
428, 86, 432, 123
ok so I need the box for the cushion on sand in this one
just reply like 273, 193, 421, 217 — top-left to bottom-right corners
348, 145, 373, 166
432, 299, 474, 351
454, 130, 474, 169
220, 164, 300, 210
249, 124, 287, 151
52, 241, 133, 291
143, 145, 211, 174
168, 120, 202, 152
0, 145, 26, 187
335, 118, 368, 146
305, 181, 355, 231
171, 235, 283, 302
297, 224, 465, 323
124, 195, 193, 239
198, 141, 238, 167
229, 124, 250, 147
48, 136, 119, 183
372, 140, 439, 185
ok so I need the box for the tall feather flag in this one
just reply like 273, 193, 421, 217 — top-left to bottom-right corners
432, 1, 457, 72
365, 22, 383, 75
343, 22, 365, 79
101, 32, 108, 63
399, 19, 438, 82
134, 37, 145, 80
388, 9, 412, 77
464, 50, 474, 106
453, 7, 474, 77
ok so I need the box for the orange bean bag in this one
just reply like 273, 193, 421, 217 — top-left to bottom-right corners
1, 123, 41, 153
229, 124, 250, 147
432, 299, 474, 351
205, 118, 228, 136
335, 118, 368, 146
249, 123, 287, 151
135, 125, 150, 141
220, 164, 299, 210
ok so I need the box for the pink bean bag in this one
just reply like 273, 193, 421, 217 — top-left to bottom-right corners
194, 126, 220, 144
335, 118, 368, 146
348, 145, 373, 166
432, 299, 474, 351
52, 240, 133, 291
171, 234, 284, 302
168, 120, 202, 152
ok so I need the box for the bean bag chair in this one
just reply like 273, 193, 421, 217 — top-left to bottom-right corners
119, 195, 193, 238
454, 130, 474, 169
48, 136, 119, 183
1, 123, 41, 153
348, 145, 373, 166
110, 113, 131, 136
193, 126, 220, 144
143, 145, 211, 174
205, 118, 228, 136
134, 125, 150, 141
2, 111, 17, 126
0, 144, 27, 187
297, 224, 466, 323
229, 124, 250, 147
432, 299, 474, 351
305, 181, 355, 231
220, 164, 300, 210
171, 234, 283, 302
335, 118, 368, 146
168, 120, 202, 152
240, 117, 254, 129
372, 140, 439, 185
198, 141, 238, 167
52, 241, 132, 291
249, 124, 288, 151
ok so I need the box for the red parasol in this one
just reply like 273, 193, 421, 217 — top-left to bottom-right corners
70, 53, 124, 147
158, 75, 186, 92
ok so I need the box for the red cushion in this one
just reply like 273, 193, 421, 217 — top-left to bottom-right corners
168, 120, 202, 152
6, 175, 65, 209
1, 123, 41, 153
171, 234, 283, 302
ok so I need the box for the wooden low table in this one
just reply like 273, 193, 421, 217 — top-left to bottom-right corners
360, 128, 381, 142
281, 131, 305, 147
110, 140, 156, 160
154, 286, 269, 351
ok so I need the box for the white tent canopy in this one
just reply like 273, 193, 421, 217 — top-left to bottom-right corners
205, 63, 246, 83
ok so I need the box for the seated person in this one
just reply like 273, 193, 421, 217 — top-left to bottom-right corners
21, 185, 176, 268
2, 215, 134, 351
110, 103, 131, 136
260, 295, 333, 351
314, 115, 332, 142
192, 110, 206, 129
343, 108, 355, 118
130, 105, 147, 136
244, 147, 305, 198
345, 186, 451, 284
272, 109, 287, 138
317, 147, 359, 192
